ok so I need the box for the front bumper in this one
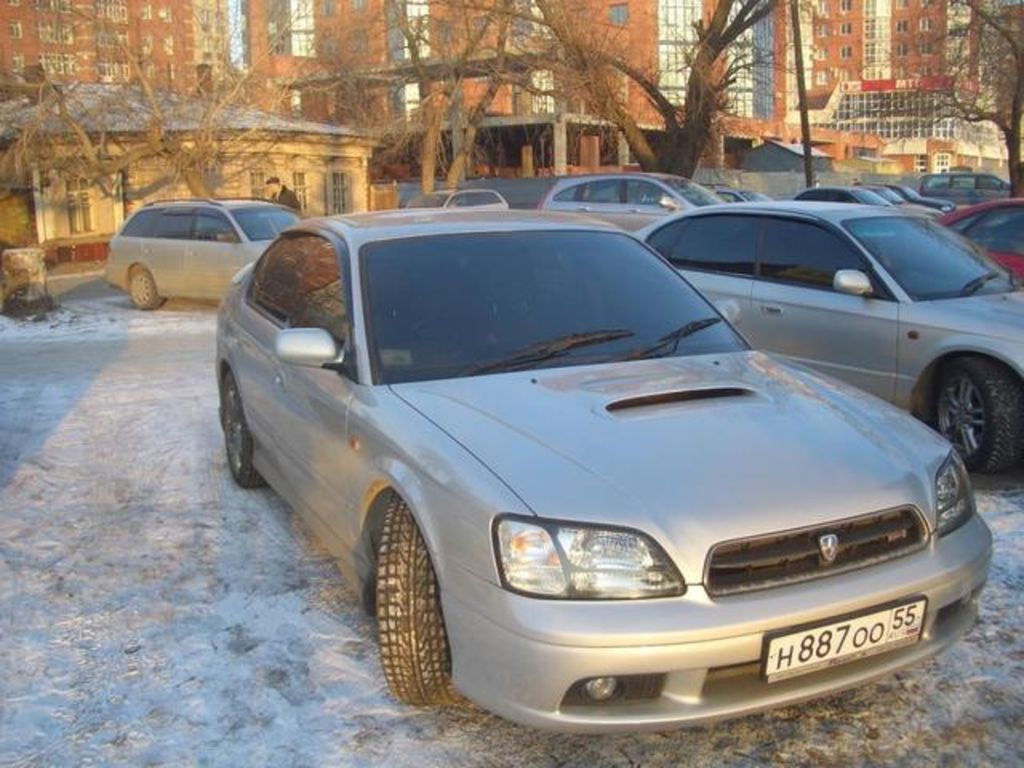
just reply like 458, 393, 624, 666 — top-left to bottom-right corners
443, 515, 991, 733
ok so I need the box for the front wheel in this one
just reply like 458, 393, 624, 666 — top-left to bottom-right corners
220, 371, 264, 488
376, 496, 459, 705
936, 357, 1023, 473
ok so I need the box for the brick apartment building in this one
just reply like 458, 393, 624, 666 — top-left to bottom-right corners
0, 0, 229, 92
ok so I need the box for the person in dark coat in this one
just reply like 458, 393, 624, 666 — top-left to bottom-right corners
265, 177, 301, 211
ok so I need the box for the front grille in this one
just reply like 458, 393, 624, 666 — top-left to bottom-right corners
705, 507, 927, 597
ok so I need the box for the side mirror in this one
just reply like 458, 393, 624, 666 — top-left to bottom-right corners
833, 269, 873, 297
659, 194, 681, 211
274, 327, 345, 369
715, 298, 742, 326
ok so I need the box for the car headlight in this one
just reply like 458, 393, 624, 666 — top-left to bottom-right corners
494, 516, 685, 599
935, 452, 975, 536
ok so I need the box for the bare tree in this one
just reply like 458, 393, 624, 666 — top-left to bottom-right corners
942, 0, 1024, 194
533, 0, 779, 176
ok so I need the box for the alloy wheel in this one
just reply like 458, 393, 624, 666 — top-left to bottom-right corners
937, 374, 986, 459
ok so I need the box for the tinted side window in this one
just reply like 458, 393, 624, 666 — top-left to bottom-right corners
951, 176, 975, 189
921, 176, 948, 191
652, 215, 758, 276
290, 237, 349, 342
976, 176, 1005, 191
760, 219, 864, 289
153, 211, 194, 239
449, 191, 500, 207
251, 239, 303, 322
552, 184, 583, 202
967, 209, 1024, 256
194, 211, 238, 242
625, 180, 665, 205
120, 209, 160, 237
798, 189, 829, 201
580, 180, 623, 203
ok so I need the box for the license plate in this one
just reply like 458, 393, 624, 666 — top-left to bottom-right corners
762, 598, 927, 683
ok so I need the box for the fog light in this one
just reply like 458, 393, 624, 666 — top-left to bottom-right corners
583, 676, 620, 702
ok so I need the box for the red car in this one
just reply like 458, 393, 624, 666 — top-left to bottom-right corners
939, 199, 1024, 278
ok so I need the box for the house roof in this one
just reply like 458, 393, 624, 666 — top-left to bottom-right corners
764, 140, 832, 159
0, 83, 374, 143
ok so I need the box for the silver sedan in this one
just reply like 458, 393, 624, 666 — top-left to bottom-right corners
216, 211, 990, 732
639, 202, 1024, 473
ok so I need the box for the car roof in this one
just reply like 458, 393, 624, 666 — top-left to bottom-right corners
940, 198, 1024, 220
310, 209, 624, 243
141, 198, 288, 211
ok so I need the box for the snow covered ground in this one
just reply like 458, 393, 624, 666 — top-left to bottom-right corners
1, 284, 1022, 767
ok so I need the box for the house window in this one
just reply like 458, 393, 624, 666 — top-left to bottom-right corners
250, 169, 266, 198
934, 152, 951, 173
290, 90, 302, 115
818, 0, 829, 14
9, 20, 21, 38
323, 0, 335, 15
914, 155, 928, 173
67, 178, 93, 235
141, 3, 151, 18
896, 0, 908, 6
608, 3, 628, 25
351, 0, 366, 8
895, 42, 908, 57
330, 171, 349, 214
840, 46, 852, 59
840, 22, 851, 34
815, 71, 828, 86
158, 6, 172, 21
163, 36, 174, 55
142, 34, 153, 54
292, 171, 308, 211
8, 0, 20, 6
896, 20, 908, 32
919, 18, 932, 32
919, 41, 933, 55
840, 0, 852, 11
814, 48, 826, 61
12, 54, 24, 71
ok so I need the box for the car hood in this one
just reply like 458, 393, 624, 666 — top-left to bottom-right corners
909, 290, 1024, 343
391, 352, 949, 583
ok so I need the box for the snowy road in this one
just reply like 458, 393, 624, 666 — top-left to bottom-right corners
1, 284, 1022, 767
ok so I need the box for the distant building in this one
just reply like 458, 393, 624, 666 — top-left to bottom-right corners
741, 140, 835, 173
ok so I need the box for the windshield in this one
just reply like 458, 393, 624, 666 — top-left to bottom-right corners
844, 216, 1015, 300
362, 231, 746, 384
232, 206, 299, 241
852, 188, 892, 205
660, 178, 723, 206
866, 187, 903, 204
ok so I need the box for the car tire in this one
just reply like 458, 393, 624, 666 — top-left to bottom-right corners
376, 495, 459, 706
220, 371, 265, 488
936, 357, 1024, 473
128, 265, 163, 310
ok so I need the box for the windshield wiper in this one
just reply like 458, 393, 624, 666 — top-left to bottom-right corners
960, 272, 1000, 296
623, 317, 722, 361
465, 329, 634, 375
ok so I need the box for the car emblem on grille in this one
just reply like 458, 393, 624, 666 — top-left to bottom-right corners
818, 533, 840, 564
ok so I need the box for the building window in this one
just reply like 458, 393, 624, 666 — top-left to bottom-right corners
919, 41, 933, 55
840, 22, 851, 34
323, 0, 335, 14
249, 169, 266, 198
141, 3, 151, 18
142, 34, 153, 54
290, 90, 302, 115
158, 6, 172, 21
42, 52, 77, 75
96, 0, 128, 22
895, 20, 908, 32
818, 0, 828, 14
816, 24, 829, 37
895, 42, 908, 57
330, 171, 349, 214
934, 152, 951, 173
292, 172, 308, 211
163, 36, 173, 54
8, 0, 20, 6
67, 178, 93, 235
840, 45, 852, 59
12, 54, 24, 70
919, 18, 932, 31
351, 0, 365, 8
9, 20, 21, 38
815, 71, 828, 86
814, 48, 826, 61
897, 0, 908, 6
914, 155, 928, 173
608, 3, 628, 25
840, 0, 852, 11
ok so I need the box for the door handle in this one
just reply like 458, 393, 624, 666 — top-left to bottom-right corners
762, 305, 783, 315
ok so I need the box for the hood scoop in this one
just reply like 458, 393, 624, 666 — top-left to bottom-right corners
605, 387, 753, 413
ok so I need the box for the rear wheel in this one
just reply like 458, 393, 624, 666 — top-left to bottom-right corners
376, 496, 458, 705
220, 371, 264, 488
128, 265, 163, 310
936, 357, 1023, 473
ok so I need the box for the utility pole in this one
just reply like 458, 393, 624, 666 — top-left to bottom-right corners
790, 0, 815, 187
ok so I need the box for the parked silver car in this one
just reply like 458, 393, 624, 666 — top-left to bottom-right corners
106, 199, 299, 309
639, 202, 1024, 472
216, 210, 990, 732
539, 173, 722, 230
404, 188, 509, 210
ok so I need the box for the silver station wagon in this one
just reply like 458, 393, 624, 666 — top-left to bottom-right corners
106, 199, 299, 309
217, 211, 991, 732
640, 202, 1024, 473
